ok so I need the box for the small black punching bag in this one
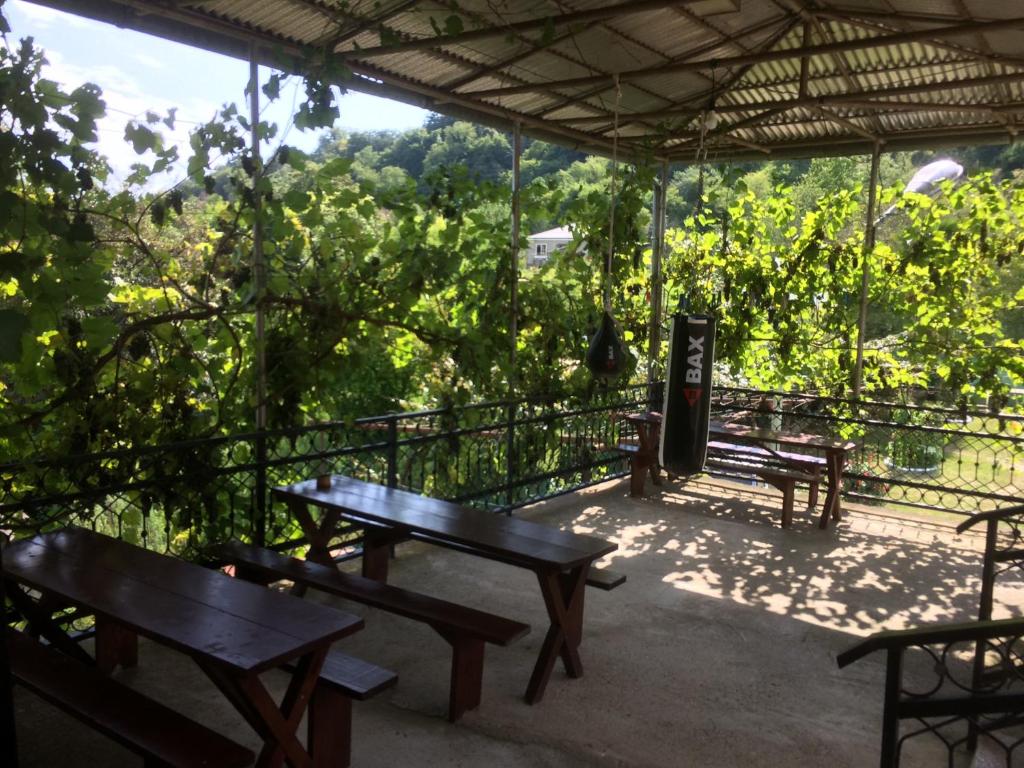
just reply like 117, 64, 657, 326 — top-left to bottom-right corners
586, 310, 629, 378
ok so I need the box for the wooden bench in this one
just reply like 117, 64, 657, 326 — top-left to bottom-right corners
704, 442, 821, 528
585, 567, 626, 591
217, 541, 529, 721
282, 649, 396, 767
708, 440, 826, 480
6, 628, 254, 768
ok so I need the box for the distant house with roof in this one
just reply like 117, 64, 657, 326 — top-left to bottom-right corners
525, 226, 576, 267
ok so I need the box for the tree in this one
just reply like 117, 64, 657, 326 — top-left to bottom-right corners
422, 122, 511, 183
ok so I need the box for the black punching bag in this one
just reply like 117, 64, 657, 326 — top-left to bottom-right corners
659, 313, 716, 475
586, 310, 629, 378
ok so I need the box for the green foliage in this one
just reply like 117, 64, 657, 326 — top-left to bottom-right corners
2, 1, 1023, 496
664, 173, 1024, 402
887, 411, 946, 472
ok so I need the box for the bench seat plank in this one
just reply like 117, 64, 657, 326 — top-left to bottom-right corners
219, 542, 528, 646
704, 458, 818, 528
705, 458, 817, 483
7, 629, 254, 768
585, 569, 626, 591
282, 649, 397, 701
707, 440, 827, 468
219, 542, 528, 721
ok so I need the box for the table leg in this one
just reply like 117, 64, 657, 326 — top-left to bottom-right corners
641, 425, 663, 487
199, 646, 328, 768
819, 451, 845, 529
361, 528, 392, 583
525, 565, 589, 705
308, 683, 352, 768
628, 455, 647, 498
649, 461, 663, 487
287, 500, 341, 567
287, 500, 342, 597
3, 584, 91, 665
95, 617, 138, 674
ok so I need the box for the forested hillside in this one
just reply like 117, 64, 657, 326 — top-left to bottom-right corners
307, 112, 1024, 235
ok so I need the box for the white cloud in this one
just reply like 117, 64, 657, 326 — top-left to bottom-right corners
132, 52, 166, 71
38, 49, 226, 189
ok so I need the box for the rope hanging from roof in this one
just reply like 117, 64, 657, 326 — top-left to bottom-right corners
603, 75, 620, 313
587, 74, 630, 379
694, 68, 718, 220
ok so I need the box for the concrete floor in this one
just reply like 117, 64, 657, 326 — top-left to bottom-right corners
12, 477, 1024, 767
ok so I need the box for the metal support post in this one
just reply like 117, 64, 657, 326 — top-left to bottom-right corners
853, 143, 881, 399
249, 48, 269, 543
506, 123, 522, 512
648, 160, 668, 401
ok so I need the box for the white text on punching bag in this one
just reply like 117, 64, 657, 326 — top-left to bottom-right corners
685, 335, 704, 383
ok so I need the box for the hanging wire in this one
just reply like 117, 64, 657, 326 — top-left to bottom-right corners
604, 73, 621, 313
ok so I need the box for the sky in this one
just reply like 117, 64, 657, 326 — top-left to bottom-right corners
5, 0, 431, 183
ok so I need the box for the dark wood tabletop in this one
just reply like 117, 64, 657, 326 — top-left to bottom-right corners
273, 475, 617, 570
627, 412, 855, 451
710, 421, 857, 453
2, 528, 362, 673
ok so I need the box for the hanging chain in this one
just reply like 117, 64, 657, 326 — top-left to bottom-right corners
605, 74, 621, 313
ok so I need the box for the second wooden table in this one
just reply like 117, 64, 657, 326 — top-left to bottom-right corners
273, 475, 617, 704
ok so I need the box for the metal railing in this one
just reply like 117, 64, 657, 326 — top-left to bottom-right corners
1, 384, 1021, 554
712, 388, 1024, 516
0, 384, 655, 555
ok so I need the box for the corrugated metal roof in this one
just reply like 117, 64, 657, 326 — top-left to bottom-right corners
27, 0, 1024, 161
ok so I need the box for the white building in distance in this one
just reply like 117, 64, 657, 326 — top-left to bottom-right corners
525, 226, 576, 267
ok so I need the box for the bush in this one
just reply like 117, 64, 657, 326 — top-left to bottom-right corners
887, 410, 946, 472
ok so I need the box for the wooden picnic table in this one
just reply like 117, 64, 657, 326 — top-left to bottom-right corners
623, 412, 855, 528
711, 421, 856, 527
272, 475, 618, 705
2, 527, 364, 768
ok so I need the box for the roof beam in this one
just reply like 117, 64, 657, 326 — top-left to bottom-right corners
811, 105, 878, 141
793, 3, 887, 136
434, 1, 675, 130
340, 0, 706, 58
531, 13, 790, 124
551, 69, 1024, 128
464, 16, 1024, 99
288, 0, 664, 132
443, 21, 602, 92
663, 106, 790, 149
834, 99, 1024, 115
667, 123, 1014, 162
31, 0, 651, 158
553, 13, 801, 136
814, 9, 1024, 69
316, 0, 421, 48
822, 6, 999, 26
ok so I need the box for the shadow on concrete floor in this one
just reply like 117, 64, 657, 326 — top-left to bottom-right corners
13, 477, 1022, 767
